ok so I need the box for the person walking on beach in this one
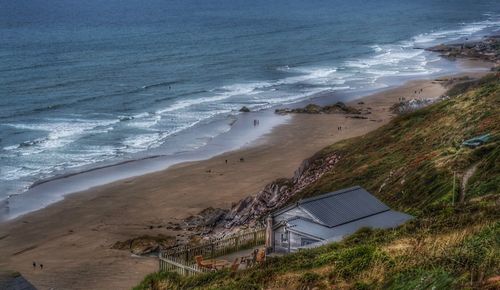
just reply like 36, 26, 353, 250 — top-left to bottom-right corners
40, 264, 43, 270
32, 261, 36, 269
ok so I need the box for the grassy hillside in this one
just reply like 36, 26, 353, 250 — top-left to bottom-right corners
294, 74, 499, 212
135, 74, 500, 290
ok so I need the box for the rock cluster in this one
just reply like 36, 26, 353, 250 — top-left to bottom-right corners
390, 95, 450, 114
183, 207, 228, 232
426, 35, 499, 63
221, 153, 340, 230
184, 152, 341, 237
275, 102, 361, 115
111, 234, 176, 255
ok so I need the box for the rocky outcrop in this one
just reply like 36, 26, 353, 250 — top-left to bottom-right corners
180, 152, 341, 236
221, 152, 340, 230
275, 102, 362, 115
112, 234, 176, 255
426, 35, 499, 63
239, 106, 251, 112
184, 207, 228, 231
390, 95, 450, 114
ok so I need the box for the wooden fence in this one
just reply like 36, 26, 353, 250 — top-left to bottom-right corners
159, 227, 266, 276
158, 255, 212, 276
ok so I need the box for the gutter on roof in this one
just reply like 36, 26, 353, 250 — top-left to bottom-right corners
273, 216, 316, 230
270, 203, 298, 217
272, 221, 287, 230
272, 218, 296, 230
286, 227, 325, 241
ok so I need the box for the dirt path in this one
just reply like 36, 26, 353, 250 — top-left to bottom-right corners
460, 163, 479, 203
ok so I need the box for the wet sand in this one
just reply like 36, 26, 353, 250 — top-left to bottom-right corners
0, 69, 491, 289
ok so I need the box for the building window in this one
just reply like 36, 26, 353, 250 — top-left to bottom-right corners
301, 238, 317, 246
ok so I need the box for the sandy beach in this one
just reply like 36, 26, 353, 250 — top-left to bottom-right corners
0, 64, 492, 289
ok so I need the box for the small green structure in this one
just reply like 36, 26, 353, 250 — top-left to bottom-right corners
462, 134, 491, 148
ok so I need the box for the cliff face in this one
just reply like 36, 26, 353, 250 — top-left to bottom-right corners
220, 152, 341, 230
175, 150, 340, 236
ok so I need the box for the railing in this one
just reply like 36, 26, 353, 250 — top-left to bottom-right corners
158, 255, 212, 276
159, 227, 266, 276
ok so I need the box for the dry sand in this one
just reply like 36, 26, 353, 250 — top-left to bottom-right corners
0, 72, 488, 289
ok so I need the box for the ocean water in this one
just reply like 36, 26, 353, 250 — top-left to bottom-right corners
1, 0, 499, 207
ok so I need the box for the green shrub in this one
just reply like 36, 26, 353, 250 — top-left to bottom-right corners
352, 281, 373, 290
298, 272, 322, 288
448, 222, 500, 281
332, 245, 390, 279
132, 271, 181, 290
467, 145, 500, 197
385, 268, 455, 290
183, 269, 231, 288
343, 227, 374, 245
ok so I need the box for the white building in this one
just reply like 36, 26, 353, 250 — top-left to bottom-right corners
266, 186, 413, 253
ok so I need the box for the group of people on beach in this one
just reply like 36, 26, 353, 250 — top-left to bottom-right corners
399, 88, 425, 102
253, 119, 260, 126
413, 88, 425, 98
223, 157, 244, 165
32, 261, 44, 270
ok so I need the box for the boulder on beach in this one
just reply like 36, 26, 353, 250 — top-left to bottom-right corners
239, 106, 250, 112
183, 207, 228, 231
275, 102, 360, 115
112, 234, 176, 255
302, 104, 322, 114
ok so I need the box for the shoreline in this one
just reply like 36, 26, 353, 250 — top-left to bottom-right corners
0, 58, 493, 289
0, 57, 492, 222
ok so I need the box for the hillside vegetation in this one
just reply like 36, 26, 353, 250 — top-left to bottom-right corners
135, 74, 499, 289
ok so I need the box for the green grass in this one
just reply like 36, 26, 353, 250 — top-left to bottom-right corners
134, 74, 500, 289
293, 73, 499, 213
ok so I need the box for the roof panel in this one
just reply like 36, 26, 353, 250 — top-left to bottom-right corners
298, 186, 390, 227
287, 218, 334, 240
288, 210, 413, 243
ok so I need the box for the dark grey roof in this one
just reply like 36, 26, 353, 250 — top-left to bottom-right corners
297, 186, 390, 227
287, 210, 413, 241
